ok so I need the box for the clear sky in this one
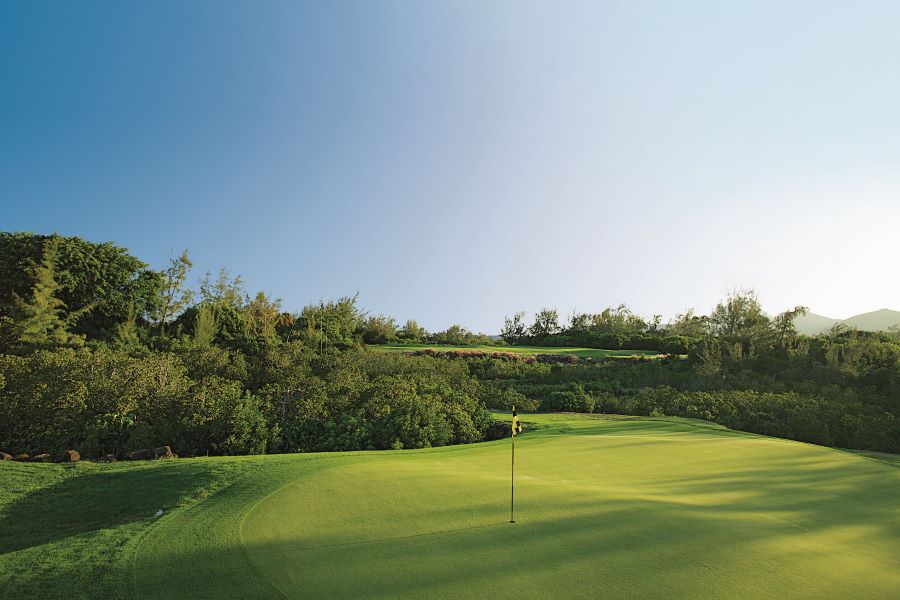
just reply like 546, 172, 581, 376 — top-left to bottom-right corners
2, 1, 898, 333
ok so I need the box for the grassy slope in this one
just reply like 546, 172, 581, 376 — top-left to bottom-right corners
2, 414, 899, 599
370, 343, 661, 358
0, 458, 256, 599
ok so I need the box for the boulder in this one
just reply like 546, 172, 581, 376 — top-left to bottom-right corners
27, 453, 52, 463
124, 446, 177, 461
125, 448, 154, 461
97, 454, 117, 463
154, 446, 175, 459
0, 452, 12, 461
53, 449, 80, 463
14, 453, 29, 461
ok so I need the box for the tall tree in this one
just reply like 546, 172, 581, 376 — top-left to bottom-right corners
501, 311, 528, 344
772, 306, 809, 348
0, 232, 164, 338
589, 304, 647, 334
159, 250, 193, 334
245, 292, 281, 341
113, 303, 141, 348
398, 319, 427, 342
199, 268, 245, 309
667, 308, 709, 337
708, 289, 771, 356
362, 315, 398, 345
297, 295, 364, 353
530, 308, 560, 340
13, 236, 89, 349
567, 311, 591, 334
192, 303, 218, 347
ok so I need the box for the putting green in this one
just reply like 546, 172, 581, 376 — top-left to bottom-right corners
134, 414, 900, 599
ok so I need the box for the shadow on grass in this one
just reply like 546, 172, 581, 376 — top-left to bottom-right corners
5, 421, 900, 599
0, 461, 223, 554
138, 479, 900, 600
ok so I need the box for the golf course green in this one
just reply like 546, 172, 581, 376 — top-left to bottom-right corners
2, 413, 899, 599
370, 343, 662, 359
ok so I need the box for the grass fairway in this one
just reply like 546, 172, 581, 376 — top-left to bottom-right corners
370, 343, 661, 358
3, 414, 899, 599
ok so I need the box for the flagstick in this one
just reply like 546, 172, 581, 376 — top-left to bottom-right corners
510, 416, 516, 524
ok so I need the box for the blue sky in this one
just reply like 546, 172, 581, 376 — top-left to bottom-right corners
2, 1, 899, 332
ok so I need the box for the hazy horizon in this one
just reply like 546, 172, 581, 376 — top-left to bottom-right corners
3, 1, 899, 332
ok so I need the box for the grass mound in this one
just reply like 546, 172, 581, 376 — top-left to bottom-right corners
2, 414, 898, 599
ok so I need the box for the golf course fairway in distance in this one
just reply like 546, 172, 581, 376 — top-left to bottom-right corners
369, 344, 662, 359
130, 414, 900, 600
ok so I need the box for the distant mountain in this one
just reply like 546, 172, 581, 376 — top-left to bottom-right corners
793, 309, 900, 336
842, 309, 900, 332
793, 313, 840, 336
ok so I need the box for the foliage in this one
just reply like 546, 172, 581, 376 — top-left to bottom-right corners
427, 324, 497, 346
529, 308, 561, 340
0, 232, 164, 340
192, 303, 218, 347
158, 251, 193, 334
0, 347, 492, 456
615, 386, 899, 452
397, 319, 427, 342
11, 236, 89, 350
362, 314, 398, 345
0, 230, 897, 457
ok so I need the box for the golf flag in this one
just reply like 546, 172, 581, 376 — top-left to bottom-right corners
512, 407, 523, 436
509, 406, 522, 523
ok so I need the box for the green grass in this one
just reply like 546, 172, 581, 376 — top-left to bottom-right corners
2, 414, 899, 599
370, 343, 661, 358
844, 448, 900, 467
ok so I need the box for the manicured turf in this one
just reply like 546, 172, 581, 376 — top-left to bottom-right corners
370, 343, 661, 358
2, 414, 899, 599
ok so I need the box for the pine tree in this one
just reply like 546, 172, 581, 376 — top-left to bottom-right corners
192, 303, 218, 347
14, 236, 88, 348
114, 303, 141, 348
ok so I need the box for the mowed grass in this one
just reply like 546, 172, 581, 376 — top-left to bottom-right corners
2, 414, 899, 599
370, 343, 661, 358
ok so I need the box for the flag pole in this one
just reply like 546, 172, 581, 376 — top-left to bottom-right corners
510, 406, 516, 523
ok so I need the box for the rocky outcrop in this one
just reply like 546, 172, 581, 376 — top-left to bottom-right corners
53, 450, 80, 463
154, 446, 176, 459
125, 448, 154, 460
125, 446, 177, 460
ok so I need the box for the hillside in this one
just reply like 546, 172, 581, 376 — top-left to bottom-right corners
794, 308, 900, 335
792, 312, 840, 336
843, 308, 900, 332
2, 414, 898, 599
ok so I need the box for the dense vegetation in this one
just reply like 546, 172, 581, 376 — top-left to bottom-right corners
0, 233, 491, 457
0, 231, 897, 456
481, 315, 900, 452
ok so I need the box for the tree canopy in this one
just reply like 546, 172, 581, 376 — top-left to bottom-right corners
0, 231, 897, 458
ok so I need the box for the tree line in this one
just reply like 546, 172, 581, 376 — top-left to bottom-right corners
0, 232, 493, 457
499, 300, 813, 356
0, 231, 897, 456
